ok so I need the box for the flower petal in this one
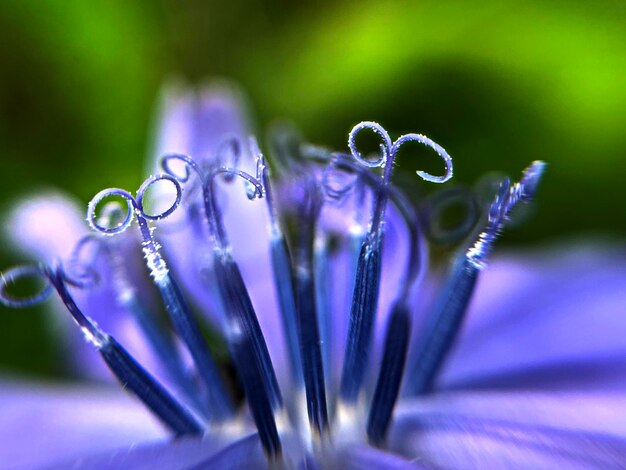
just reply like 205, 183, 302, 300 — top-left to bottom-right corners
6, 192, 86, 263
150, 81, 252, 167
42, 434, 264, 470
389, 392, 626, 469
336, 445, 426, 469
0, 379, 166, 469
434, 243, 626, 392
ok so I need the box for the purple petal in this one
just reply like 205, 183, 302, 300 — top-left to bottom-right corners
6, 193, 86, 262
0, 379, 165, 469
43, 434, 264, 470
389, 392, 626, 469
150, 81, 252, 167
435, 243, 626, 392
336, 445, 426, 469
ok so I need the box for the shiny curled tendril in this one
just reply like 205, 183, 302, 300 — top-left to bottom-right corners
88, 174, 183, 234
209, 167, 264, 201
0, 265, 54, 308
161, 153, 198, 183
348, 121, 393, 168
64, 235, 107, 288
422, 187, 480, 246
62, 262, 100, 289
348, 121, 453, 183
321, 153, 362, 201
216, 136, 243, 179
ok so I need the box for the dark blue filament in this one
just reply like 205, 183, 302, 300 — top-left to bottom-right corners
0, 265, 203, 436
49, 267, 204, 436
252, 138, 304, 388
210, 239, 284, 455
162, 152, 283, 454
98, 334, 204, 436
231, 351, 282, 459
270, 235, 303, 386
255, 136, 332, 434
406, 256, 479, 395
201, 160, 284, 412
320, 153, 427, 433
340, 235, 382, 404
295, 264, 330, 437
407, 161, 545, 395
313, 236, 332, 383
72, 235, 208, 416
121, 288, 210, 415
366, 302, 410, 445
365, 179, 426, 444
212, 255, 282, 457
212, 253, 284, 410
87, 176, 233, 421
293, 183, 329, 437
340, 122, 453, 404
150, 271, 232, 417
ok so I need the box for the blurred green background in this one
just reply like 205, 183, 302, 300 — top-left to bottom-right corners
0, 0, 624, 376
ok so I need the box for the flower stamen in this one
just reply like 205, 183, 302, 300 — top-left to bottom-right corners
162, 151, 284, 457
87, 175, 233, 422
340, 122, 453, 405
0, 264, 204, 436
406, 161, 546, 395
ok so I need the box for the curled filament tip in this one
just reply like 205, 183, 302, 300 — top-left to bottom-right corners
391, 133, 453, 183
87, 175, 183, 235
216, 135, 243, 173
87, 188, 135, 235
0, 265, 54, 308
348, 121, 454, 184
422, 186, 480, 246
348, 121, 392, 169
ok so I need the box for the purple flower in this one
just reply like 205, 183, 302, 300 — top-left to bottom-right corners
2, 84, 626, 469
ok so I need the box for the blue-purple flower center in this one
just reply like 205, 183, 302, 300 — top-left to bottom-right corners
0, 121, 544, 464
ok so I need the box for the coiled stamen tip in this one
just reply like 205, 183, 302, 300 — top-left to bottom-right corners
87, 188, 135, 235
0, 265, 53, 308
348, 121, 454, 184
208, 168, 264, 200
88, 175, 183, 235
216, 135, 243, 175
160, 153, 195, 183
322, 156, 360, 201
136, 174, 183, 221
348, 121, 391, 169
